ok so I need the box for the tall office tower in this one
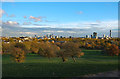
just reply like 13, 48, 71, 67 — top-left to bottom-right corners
103, 34, 105, 38
110, 30, 112, 38
91, 35, 93, 38
86, 35, 89, 38
93, 32, 97, 38
46, 34, 49, 38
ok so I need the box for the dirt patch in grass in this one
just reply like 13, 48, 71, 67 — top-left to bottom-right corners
84, 70, 119, 77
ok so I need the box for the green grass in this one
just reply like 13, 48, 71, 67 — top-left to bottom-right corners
2, 49, 118, 77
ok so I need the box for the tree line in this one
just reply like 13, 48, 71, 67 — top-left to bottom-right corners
2, 38, 120, 63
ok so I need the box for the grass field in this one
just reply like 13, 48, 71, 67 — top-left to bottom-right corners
2, 49, 118, 77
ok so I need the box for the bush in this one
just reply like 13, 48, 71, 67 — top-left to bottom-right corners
104, 44, 120, 56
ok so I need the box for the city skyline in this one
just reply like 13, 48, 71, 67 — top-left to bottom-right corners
1, 2, 119, 37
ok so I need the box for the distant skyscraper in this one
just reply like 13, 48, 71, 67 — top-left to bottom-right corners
69, 36, 72, 38
110, 30, 112, 38
93, 32, 97, 37
103, 34, 105, 38
60, 36, 63, 38
91, 35, 93, 38
46, 34, 49, 38
86, 35, 89, 38
34, 35, 37, 38
92, 32, 98, 39
55, 36, 59, 39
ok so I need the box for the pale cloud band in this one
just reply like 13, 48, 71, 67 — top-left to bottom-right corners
2, 20, 118, 37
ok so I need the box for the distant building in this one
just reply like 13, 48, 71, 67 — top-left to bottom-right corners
86, 35, 89, 38
55, 36, 58, 39
91, 35, 93, 38
46, 34, 49, 38
110, 30, 112, 38
34, 35, 37, 38
93, 32, 97, 37
103, 34, 105, 38
49, 34, 54, 39
60, 36, 63, 38
92, 32, 98, 39
69, 36, 72, 38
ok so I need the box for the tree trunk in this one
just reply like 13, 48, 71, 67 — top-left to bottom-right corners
72, 56, 76, 62
48, 57, 51, 61
62, 57, 66, 62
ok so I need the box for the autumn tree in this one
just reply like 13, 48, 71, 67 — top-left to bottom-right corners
60, 42, 84, 62
2, 42, 15, 54
14, 43, 27, 52
38, 42, 60, 60
30, 41, 39, 54
11, 47, 25, 63
23, 41, 32, 53
85, 44, 92, 49
57, 49, 68, 62
104, 44, 120, 56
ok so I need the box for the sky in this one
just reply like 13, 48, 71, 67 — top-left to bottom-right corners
0, 0, 119, 2
0, 2, 119, 37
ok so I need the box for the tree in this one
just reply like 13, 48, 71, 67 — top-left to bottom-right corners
11, 47, 25, 63
2, 42, 15, 54
14, 43, 27, 52
85, 44, 92, 49
105, 44, 120, 56
30, 41, 39, 54
38, 42, 60, 60
57, 49, 68, 62
60, 42, 83, 62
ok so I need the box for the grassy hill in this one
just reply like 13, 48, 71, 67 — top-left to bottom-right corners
2, 49, 118, 77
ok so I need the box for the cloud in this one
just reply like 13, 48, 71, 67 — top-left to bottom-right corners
4, 21, 19, 25
33, 24, 47, 26
43, 30, 54, 33
77, 11, 83, 14
1, 0, 14, 2
2, 21, 20, 29
67, 31, 76, 33
56, 31, 64, 33
23, 22, 31, 25
2, 19, 118, 37
29, 16, 42, 22
20, 20, 117, 31
19, 32, 37, 35
45, 20, 57, 22
9, 14, 16, 17
0, 8, 8, 18
21, 25, 51, 28
42, 30, 65, 33
96, 20, 101, 23
23, 16, 27, 19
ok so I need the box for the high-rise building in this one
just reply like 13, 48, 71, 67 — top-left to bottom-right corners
86, 35, 89, 38
110, 30, 112, 38
60, 36, 63, 38
55, 36, 59, 39
93, 32, 97, 37
49, 34, 54, 38
91, 35, 93, 38
103, 34, 105, 38
69, 36, 72, 38
46, 34, 49, 38
92, 32, 98, 39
